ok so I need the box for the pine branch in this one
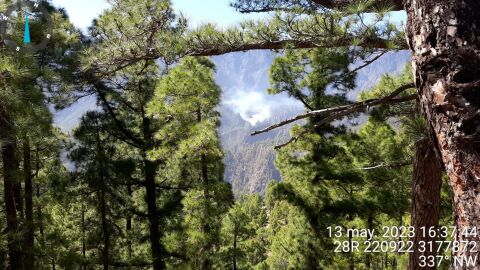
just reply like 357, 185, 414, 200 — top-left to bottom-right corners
310, 0, 403, 10
232, 0, 404, 13
359, 160, 411, 170
188, 38, 403, 56
252, 83, 415, 136
87, 77, 144, 148
88, 5, 407, 74
348, 50, 387, 74
232, 0, 321, 14
250, 83, 416, 149
97, 37, 403, 72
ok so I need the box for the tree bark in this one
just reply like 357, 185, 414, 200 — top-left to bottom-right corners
0, 108, 23, 270
408, 138, 443, 270
406, 0, 480, 267
142, 116, 166, 270
95, 121, 110, 270
23, 137, 35, 270
81, 202, 87, 270
2, 140, 23, 270
100, 188, 109, 270
233, 231, 238, 270
145, 156, 165, 270
126, 184, 133, 259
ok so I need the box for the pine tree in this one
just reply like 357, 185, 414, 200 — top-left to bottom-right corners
361, 66, 444, 269
148, 56, 234, 269
78, 3, 237, 268
69, 112, 116, 270
260, 48, 416, 269
219, 194, 268, 270
0, 1, 79, 268
263, 47, 357, 268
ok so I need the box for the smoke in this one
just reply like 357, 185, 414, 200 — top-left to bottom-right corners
224, 90, 301, 126
224, 91, 269, 126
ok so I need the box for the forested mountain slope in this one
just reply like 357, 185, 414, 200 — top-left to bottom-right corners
55, 50, 411, 195
216, 50, 411, 195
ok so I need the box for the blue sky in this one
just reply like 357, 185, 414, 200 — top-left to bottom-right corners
51, 0, 265, 32
50, 1, 405, 35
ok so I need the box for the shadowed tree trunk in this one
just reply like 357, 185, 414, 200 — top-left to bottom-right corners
126, 184, 133, 259
23, 137, 35, 270
233, 230, 238, 270
95, 120, 110, 270
142, 115, 166, 270
406, 0, 480, 266
409, 138, 443, 270
1, 110, 23, 270
81, 202, 87, 270
2, 141, 23, 270
144, 156, 164, 270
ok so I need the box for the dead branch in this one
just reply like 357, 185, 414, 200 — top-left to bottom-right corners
253, 83, 415, 137
359, 160, 411, 170
349, 50, 387, 74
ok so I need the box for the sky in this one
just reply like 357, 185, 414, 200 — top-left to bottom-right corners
50, 0, 109, 31
51, 0, 265, 32
50, 0, 404, 32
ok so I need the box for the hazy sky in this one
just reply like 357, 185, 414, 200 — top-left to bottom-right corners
50, 0, 109, 31
50, 0, 265, 32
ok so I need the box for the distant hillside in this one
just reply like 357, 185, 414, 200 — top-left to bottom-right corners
219, 106, 298, 195
54, 50, 411, 196
214, 50, 410, 195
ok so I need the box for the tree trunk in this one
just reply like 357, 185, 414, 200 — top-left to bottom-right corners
348, 230, 354, 270
145, 156, 165, 270
95, 120, 109, 270
366, 215, 373, 269
233, 231, 237, 270
100, 188, 109, 270
23, 137, 35, 270
81, 202, 87, 270
142, 116, 166, 270
2, 140, 23, 270
408, 138, 443, 270
1, 108, 23, 270
406, 0, 480, 267
126, 184, 133, 259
